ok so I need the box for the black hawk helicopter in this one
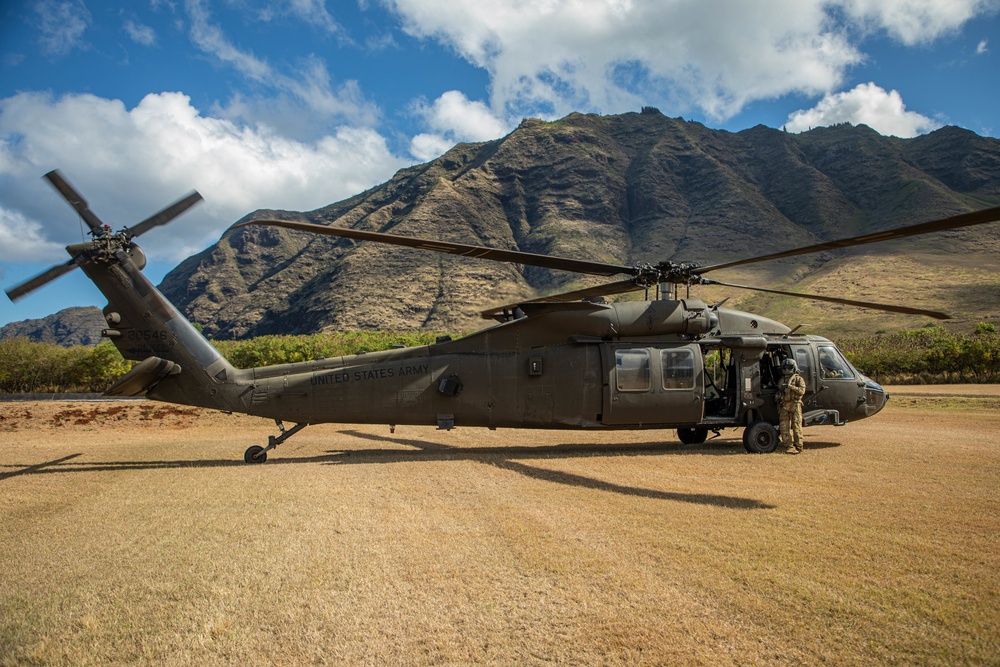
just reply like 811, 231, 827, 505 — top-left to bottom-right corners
7, 170, 1000, 462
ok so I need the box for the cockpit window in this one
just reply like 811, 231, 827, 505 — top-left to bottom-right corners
819, 346, 855, 380
793, 347, 812, 381
615, 349, 651, 392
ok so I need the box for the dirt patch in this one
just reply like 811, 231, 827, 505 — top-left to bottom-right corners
0, 401, 213, 431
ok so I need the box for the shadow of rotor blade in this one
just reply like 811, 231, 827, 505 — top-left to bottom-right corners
0, 453, 82, 482
491, 459, 775, 509
5, 258, 78, 302
704, 279, 952, 319
698, 205, 1000, 274
44, 170, 105, 232
126, 191, 204, 238
235, 218, 636, 277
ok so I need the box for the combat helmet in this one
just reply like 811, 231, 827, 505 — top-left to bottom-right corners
781, 358, 798, 375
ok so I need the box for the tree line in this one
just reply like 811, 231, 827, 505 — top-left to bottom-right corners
0, 325, 997, 394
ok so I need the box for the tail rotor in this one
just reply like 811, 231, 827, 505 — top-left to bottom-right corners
4, 170, 203, 302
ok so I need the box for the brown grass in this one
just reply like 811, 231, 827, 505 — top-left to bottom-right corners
0, 396, 998, 666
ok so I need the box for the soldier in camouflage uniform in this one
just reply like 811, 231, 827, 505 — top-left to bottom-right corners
777, 358, 806, 454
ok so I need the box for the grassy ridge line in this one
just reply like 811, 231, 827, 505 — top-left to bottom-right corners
0, 325, 997, 393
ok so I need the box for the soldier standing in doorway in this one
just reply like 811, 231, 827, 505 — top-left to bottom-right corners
778, 358, 806, 454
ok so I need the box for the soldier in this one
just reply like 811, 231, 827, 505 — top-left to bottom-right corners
777, 358, 806, 454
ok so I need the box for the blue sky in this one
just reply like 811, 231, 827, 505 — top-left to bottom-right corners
1, 0, 998, 327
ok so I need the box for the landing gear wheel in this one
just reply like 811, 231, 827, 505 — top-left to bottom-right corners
244, 445, 267, 464
677, 427, 709, 445
743, 420, 779, 454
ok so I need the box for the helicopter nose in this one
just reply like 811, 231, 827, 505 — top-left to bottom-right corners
862, 378, 888, 415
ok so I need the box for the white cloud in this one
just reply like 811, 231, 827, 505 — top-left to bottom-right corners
409, 133, 455, 163
388, 0, 863, 121
386, 0, 996, 123
409, 90, 509, 160
0, 206, 65, 263
835, 0, 992, 45
0, 91, 408, 263
34, 0, 91, 56
123, 19, 158, 47
977, 38, 989, 54
185, 0, 379, 135
287, 0, 345, 36
415, 91, 508, 141
186, 0, 272, 82
784, 82, 940, 137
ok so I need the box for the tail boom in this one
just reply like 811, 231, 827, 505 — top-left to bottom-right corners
71, 235, 249, 411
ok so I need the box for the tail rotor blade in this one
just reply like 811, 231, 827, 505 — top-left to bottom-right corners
44, 170, 106, 233
126, 191, 204, 239
5, 258, 79, 302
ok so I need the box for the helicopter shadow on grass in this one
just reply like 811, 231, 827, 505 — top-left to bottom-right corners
0, 433, 774, 509
333, 430, 775, 510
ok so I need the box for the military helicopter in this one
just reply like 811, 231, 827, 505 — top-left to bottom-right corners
7, 170, 1000, 462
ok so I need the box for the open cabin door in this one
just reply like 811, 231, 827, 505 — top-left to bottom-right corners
601, 343, 704, 425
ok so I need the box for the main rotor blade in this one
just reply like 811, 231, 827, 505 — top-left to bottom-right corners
703, 279, 952, 320
480, 278, 644, 319
5, 258, 78, 302
126, 191, 204, 238
44, 170, 106, 233
236, 219, 636, 277
697, 204, 1000, 274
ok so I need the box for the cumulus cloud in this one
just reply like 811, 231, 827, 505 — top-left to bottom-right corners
409, 90, 510, 160
388, 0, 863, 120
0, 206, 65, 263
784, 82, 940, 137
386, 0, 994, 123
977, 38, 989, 54
836, 0, 992, 45
0, 91, 407, 263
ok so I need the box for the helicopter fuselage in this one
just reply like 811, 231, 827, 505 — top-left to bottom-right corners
138, 296, 886, 438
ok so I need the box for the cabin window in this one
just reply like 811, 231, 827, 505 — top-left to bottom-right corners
660, 348, 695, 390
615, 349, 651, 392
818, 346, 855, 380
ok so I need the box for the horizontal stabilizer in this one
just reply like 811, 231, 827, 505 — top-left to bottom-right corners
105, 356, 182, 397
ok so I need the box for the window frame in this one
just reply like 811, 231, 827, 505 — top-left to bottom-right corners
615, 348, 652, 392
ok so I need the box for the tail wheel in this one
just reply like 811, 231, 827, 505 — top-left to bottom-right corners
244, 445, 267, 464
743, 420, 779, 453
677, 427, 708, 445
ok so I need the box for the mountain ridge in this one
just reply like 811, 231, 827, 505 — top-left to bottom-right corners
160, 111, 999, 338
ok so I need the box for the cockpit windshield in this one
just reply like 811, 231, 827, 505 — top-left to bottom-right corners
818, 345, 855, 380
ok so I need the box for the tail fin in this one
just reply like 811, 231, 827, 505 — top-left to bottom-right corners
77, 238, 244, 409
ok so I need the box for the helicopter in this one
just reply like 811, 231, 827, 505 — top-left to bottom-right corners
7, 170, 1000, 462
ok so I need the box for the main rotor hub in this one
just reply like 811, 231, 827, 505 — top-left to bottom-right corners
650, 261, 704, 285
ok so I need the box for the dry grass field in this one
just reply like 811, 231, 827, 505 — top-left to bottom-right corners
1, 390, 998, 666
